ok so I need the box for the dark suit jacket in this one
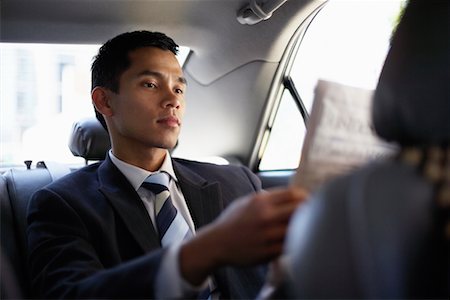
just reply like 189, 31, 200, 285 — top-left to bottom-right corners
27, 156, 265, 299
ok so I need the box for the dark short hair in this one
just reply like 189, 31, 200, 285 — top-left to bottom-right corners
91, 31, 179, 131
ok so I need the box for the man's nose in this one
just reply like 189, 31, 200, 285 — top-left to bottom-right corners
162, 87, 181, 109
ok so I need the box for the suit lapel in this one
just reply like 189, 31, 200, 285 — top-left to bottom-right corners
173, 160, 224, 229
98, 156, 160, 252
96, 157, 223, 252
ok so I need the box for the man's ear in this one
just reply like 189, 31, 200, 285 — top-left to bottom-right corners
92, 87, 113, 117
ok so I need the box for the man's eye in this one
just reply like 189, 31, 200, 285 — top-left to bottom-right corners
143, 82, 156, 88
175, 88, 184, 94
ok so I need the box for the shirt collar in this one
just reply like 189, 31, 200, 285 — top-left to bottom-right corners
109, 150, 178, 191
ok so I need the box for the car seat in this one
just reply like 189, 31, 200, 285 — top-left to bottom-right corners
0, 117, 110, 298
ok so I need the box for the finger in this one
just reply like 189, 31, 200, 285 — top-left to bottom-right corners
260, 200, 302, 225
272, 201, 302, 221
262, 223, 289, 241
260, 187, 309, 206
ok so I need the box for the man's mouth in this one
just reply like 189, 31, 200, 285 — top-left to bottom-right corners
157, 116, 180, 127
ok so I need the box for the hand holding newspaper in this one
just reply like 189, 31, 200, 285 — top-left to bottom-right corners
291, 80, 396, 192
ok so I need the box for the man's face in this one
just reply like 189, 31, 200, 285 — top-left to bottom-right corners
107, 47, 186, 151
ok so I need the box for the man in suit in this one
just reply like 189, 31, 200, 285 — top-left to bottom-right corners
27, 31, 305, 299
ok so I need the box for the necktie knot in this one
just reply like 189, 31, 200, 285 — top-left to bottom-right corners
142, 172, 169, 194
141, 172, 192, 245
142, 172, 172, 216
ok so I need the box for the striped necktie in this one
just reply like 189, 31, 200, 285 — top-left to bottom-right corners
142, 172, 213, 299
142, 172, 192, 246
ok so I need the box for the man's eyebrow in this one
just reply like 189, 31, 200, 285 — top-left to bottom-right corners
137, 70, 187, 85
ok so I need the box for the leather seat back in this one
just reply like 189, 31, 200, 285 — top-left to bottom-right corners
0, 117, 109, 298
1, 167, 53, 298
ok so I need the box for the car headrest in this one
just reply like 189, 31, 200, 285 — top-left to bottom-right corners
69, 117, 111, 161
372, 0, 450, 146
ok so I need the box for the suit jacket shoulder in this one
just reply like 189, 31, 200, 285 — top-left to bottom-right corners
173, 157, 261, 192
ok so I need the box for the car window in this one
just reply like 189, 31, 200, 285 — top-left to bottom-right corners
258, 89, 306, 171
258, 0, 405, 171
0, 43, 190, 167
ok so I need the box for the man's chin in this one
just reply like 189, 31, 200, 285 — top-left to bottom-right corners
156, 139, 178, 152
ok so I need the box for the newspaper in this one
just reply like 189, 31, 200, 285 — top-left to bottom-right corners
291, 80, 397, 192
